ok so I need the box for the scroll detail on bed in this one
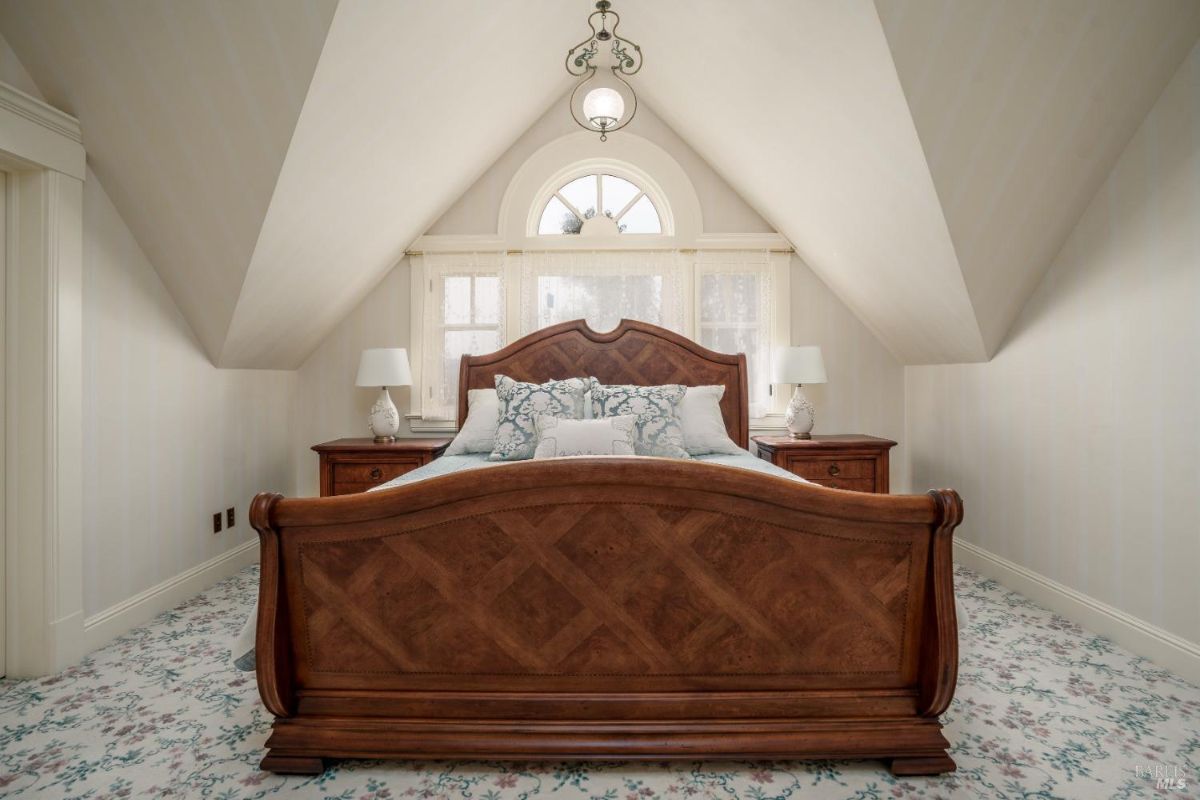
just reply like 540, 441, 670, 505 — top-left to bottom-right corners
251, 320, 961, 777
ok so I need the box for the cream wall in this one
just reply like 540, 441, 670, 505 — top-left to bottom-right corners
81, 171, 296, 616
906, 44, 1200, 648
292, 263, 412, 497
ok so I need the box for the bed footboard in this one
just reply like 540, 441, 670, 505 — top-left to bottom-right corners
251, 459, 961, 775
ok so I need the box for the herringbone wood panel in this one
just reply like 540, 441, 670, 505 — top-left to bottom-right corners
298, 504, 915, 677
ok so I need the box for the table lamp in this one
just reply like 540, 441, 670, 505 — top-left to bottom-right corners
355, 348, 412, 443
771, 346, 827, 439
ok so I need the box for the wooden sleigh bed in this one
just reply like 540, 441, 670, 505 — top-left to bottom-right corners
250, 319, 962, 776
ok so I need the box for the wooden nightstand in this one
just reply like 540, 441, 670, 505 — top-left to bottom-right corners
752, 434, 897, 493
313, 438, 451, 497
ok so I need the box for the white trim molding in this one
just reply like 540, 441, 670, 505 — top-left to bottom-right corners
0, 83, 84, 180
82, 541, 259, 654
954, 538, 1200, 685
1, 80, 86, 677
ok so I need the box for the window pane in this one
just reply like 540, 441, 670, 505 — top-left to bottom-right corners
602, 174, 640, 217
619, 194, 661, 233
442, 276, 471, 324
537, 274, 662, 332
700, 273, 761, 324
701, 326, 768, 417
474, 276, 501, 324
438, 328, 502, 408
558, 175, 598, 219
539, 196, 579, 235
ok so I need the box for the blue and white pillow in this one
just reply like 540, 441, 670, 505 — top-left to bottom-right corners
488, 375, 588, 461
588, 380, 690, 459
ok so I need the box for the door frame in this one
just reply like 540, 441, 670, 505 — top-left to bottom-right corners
0, 82, 85, 677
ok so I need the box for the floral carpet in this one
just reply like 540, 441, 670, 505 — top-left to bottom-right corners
1, 565, 1197, 800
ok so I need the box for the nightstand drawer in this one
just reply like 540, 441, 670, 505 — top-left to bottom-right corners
784, 457, 874, 481
809, 477, 877, 492
332, 461, 419, 485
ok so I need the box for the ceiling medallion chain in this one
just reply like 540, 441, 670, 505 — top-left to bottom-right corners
565, 0, 642, 142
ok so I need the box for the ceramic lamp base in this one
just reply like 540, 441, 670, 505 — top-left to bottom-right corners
367, 387, 400, 442
785, 385, 816, 440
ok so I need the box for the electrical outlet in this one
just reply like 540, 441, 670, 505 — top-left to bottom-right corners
226, 507, 235, 528
213, 512, 222, 534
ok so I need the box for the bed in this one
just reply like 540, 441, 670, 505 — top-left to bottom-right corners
250, 318, 962, 777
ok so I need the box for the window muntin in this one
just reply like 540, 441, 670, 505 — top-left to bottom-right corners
419, 254, 505, 420
537, 173, 661, 236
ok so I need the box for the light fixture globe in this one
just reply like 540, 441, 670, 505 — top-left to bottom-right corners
565, 0, 642, 142
583, 87, 624, 131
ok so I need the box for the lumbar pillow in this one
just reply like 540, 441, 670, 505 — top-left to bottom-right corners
588, 380, 690, 459
532, 414, 637, 458
489, 375, 588, 461
444, 388, 500, 455
676, 385, 742, 456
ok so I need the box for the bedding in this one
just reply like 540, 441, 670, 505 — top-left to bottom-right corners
489, 376, 588, 461
588, 380, 690, 459
533, 415, 637, 458
443, 388, 499, 455
676, 385, 743, 456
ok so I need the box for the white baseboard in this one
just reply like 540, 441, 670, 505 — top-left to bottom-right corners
82, 540, 259, 655
954, 539, 1200, 686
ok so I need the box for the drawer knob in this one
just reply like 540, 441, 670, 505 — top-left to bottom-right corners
370, 468, 383, 480
827, 464, 841, 476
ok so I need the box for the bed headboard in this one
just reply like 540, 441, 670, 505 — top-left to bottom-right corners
458, 319, 749, 448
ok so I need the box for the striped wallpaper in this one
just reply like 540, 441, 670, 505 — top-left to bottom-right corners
906, 43, 1200, 647
80, 171, 296, 616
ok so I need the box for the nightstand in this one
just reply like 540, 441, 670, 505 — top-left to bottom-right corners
313, 437, 451, 497
752, 434, 897, 493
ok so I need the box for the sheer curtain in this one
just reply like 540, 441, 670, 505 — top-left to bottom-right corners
517, 250, 687, 335
694, 251, 775, 417
417, 252, 506, 420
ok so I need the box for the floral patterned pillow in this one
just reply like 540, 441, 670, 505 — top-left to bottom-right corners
588, 380, 690, 459
488, 375, 588, 461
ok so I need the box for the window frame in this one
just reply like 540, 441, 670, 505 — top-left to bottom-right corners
408, 248, 791, 430
536, 172, 663, 237
526, 159, 675, 240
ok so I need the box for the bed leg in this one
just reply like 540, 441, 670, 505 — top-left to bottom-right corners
890, 753, 956, 776
260, 752, 326, 775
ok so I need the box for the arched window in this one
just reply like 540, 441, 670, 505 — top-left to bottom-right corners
536, 173, 662, 236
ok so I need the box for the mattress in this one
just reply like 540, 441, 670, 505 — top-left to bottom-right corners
370, 448, 809, 492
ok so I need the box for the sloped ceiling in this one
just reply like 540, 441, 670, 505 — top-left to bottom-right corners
636, 0, 987, 364
218, 1, 577, 367
875, 0, 1200, 354
0, 0, 338, 361
2, 0, 1197, 367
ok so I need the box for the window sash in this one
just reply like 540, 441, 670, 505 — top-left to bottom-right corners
418, 253, 505, 421
414, 249, 784, 425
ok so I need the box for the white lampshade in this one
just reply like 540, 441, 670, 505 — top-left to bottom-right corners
771, 346, 827, 384
583, 87, 624, 129
355, 348, 412, 388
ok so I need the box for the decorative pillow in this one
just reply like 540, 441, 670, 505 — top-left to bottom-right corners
444, 388, 500, 455
488, 375, 588, 461
532, 415, 637, 458
676, 385, 742, 456
588, 380, 690, 459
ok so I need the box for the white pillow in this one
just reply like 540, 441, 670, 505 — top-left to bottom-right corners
676, 385, 742, 456
532, 414, 637, 458
444, 389, 500, 455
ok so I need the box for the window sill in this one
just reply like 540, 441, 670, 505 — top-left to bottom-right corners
406, 415, 458, 434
